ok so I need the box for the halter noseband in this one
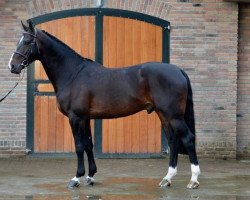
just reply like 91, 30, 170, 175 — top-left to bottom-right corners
13, 29, 38, 68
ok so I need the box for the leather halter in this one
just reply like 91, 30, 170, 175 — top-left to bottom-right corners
0, 30, 38, 102
13, 29, 38, 68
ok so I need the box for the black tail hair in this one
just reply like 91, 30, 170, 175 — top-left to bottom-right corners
177, 70, 196, 155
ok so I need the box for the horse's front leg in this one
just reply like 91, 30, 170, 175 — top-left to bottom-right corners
84, 118, 97, 185
68, 116, 85, 189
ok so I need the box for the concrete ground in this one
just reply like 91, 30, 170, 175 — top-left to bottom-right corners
0, 157, 249, 200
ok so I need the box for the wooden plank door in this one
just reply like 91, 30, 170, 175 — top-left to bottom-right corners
102, 17, 163, 154
34, 16, 95, 153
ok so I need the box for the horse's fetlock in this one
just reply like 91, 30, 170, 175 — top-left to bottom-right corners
91, 166, 97, 174
76, 170, 85, 177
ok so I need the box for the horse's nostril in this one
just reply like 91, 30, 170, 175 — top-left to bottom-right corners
11, 64, 14, 69
10, 65, 16, 73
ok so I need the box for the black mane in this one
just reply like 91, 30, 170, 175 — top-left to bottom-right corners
42, 30, 93, 62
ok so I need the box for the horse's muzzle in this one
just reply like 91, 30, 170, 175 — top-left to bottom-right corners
10, 64, 22, 74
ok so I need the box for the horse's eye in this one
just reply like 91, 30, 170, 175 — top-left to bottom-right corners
24, 41, 30, 45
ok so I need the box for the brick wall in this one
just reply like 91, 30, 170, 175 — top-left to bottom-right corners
237, 3, 250, 158
0, 0, 240, 158
168, 0, 238, 159
0, 0, 29, 156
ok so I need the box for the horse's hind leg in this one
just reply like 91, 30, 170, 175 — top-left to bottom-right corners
170, 119, 201, 189
84, 118, 97, 185
159, 124, 178, 187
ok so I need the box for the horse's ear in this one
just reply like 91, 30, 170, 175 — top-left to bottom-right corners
27, 20, 35, 32
21, 20, 29, 31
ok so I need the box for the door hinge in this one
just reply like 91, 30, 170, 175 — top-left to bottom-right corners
164, 25, 170, 31
26, 148, 32, 155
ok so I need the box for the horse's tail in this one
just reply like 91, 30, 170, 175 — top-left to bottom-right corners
177, 70, 196, 155
181, 70, 195, 135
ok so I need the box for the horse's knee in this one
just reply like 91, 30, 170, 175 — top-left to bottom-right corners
84, 141, 93, 150
75, 142, 84, 155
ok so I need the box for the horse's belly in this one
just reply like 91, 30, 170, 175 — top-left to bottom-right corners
89, 100, 145, 119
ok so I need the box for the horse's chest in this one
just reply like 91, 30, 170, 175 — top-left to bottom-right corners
56, 100, 68, 116
56, 92, 72, 112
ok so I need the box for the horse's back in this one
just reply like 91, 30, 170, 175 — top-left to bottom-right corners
141, 62, 187, 89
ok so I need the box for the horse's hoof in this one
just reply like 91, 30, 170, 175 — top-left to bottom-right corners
85, 176, 95, 186
67, 179, 80, 189
186, 181, 199, 189
159, 179, 171, 187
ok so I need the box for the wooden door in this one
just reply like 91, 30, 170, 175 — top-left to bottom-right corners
34, 16, 95, 152
30, 10, 169, 156
102, 17, 162, 154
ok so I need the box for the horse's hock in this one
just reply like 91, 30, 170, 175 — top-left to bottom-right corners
1, 0, 249, 159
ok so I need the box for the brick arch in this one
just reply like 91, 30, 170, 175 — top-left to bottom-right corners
27, 0, 172, 20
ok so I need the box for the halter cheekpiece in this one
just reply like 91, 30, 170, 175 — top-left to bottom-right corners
13, 29, 38, 69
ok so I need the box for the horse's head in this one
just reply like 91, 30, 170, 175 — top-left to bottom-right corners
9, 20, 39, 74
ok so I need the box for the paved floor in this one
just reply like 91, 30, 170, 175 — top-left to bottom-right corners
0, 157, 249, 200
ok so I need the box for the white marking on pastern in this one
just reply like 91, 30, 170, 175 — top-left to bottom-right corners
165, 166, 177, 180
190, 164, 200, 182
159, 167, 177, 187
72, 176, 80, 183
162, 167, 177, 182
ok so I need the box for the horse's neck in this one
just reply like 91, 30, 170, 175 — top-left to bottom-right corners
37, 31, 84, 93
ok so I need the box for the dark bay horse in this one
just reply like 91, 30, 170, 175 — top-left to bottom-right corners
9, 21, 200, 189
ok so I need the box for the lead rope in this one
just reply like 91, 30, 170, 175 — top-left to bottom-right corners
0, 69, 26, 102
